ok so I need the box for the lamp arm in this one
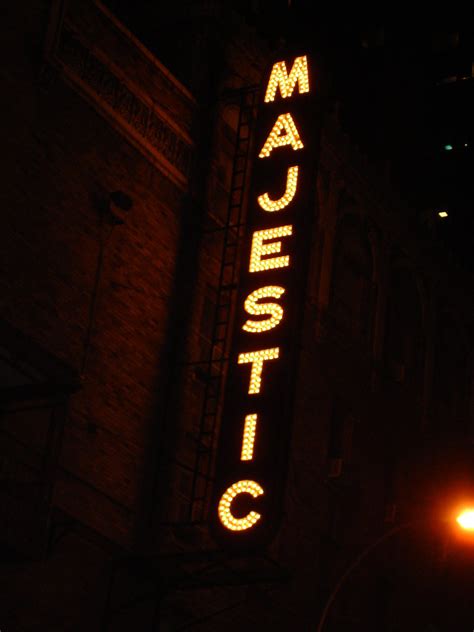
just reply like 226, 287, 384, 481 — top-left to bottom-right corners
316, 521, 417, 632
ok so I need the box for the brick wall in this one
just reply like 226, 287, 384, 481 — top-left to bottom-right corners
1, 0, 195, 547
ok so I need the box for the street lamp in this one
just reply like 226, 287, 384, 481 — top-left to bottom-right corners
456, 508, 474, 530
316, 510, 474, 632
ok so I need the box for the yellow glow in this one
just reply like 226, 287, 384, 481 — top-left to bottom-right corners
218, 480, 264, 531
258, 113, 304, 159
249, 225, 293, 273
241, 414, 258, 460
238, 347, 280, 394
257, 166, 299, 212
438, 210, 448, 218
243, 286, 285, 333
457, 509, 474, 530
264, 55, 310, 102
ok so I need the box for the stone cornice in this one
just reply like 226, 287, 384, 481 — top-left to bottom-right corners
46, 0, 196, 188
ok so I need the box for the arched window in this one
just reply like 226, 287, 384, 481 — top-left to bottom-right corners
383, 266, 424, 390
432, 310, 468, 435
207, 103, 240, 224
327, 398, 356, 478
381, 266, 426, 481
329, 213, 374, 345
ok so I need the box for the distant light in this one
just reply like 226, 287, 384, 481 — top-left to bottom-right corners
444, 144, 453, 151
438, 211, 448, 218
457, 509, 474, 530
464, 143, 468, 147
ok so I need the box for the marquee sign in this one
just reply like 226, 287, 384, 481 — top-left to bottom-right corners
211, 53, 321, 548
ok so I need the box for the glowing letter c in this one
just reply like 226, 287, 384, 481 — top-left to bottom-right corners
218, 480, 264, 531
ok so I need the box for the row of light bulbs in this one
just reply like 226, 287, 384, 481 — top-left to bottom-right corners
242, 285, 285, 333
258, 113, 304, 158
249, 226, 293, 273
218, 55, 311, 533
241, 414, 258, 461
264, 55, 309, 103
258, 166, 299, 212
238, 347, 280, 394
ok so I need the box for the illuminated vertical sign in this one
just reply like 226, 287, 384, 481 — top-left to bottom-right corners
211, 54, 321, 548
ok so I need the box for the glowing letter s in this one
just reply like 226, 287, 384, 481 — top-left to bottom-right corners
243, 286, 285, 333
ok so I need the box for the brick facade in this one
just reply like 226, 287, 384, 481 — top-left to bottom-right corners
1, 2, 473, 630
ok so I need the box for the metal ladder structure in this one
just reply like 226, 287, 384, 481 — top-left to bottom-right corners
100, 87, 292, 630
188, 86, 259, 524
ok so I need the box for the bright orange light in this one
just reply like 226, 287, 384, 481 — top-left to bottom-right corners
242, 285, 285, 333
456, 509, 474, 530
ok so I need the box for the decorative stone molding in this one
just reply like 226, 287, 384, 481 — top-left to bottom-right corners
46, 0, 196, 188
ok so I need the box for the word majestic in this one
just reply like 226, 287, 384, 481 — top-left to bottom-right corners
217, 55, 311, 533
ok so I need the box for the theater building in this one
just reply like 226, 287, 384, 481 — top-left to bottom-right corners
1, 2, 473, 630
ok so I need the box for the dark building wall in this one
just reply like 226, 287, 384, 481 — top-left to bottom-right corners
1, 2, 473, 631
1, 0, 196, 547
